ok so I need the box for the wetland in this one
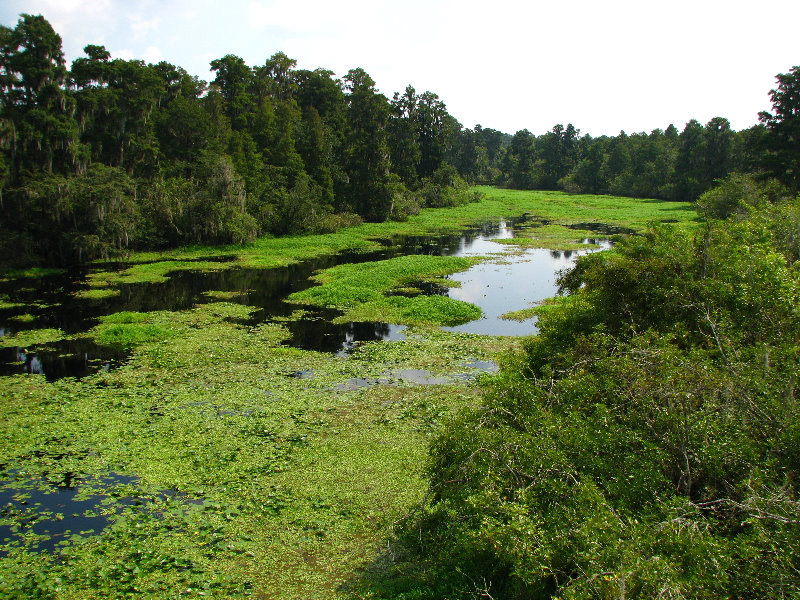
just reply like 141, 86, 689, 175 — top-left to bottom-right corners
0, 188, 696, 599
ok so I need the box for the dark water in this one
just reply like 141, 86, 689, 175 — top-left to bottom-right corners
566, 222, 636, 235
0, 218, 608, 378
282, 311, 407, 357
0, 472, 137, 554
0, 340, 128, 379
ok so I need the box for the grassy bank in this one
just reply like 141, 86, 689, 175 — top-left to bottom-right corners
79, 188, 696, 288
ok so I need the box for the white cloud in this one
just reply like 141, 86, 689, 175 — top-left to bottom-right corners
248, 0, 386, 34
130, 15, 160, 40
29, 0, 116, 33
112, 48, 136, 61
142, 45, 164, 64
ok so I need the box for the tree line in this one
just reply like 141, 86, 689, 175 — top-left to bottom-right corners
0, 14, 475, 265
1, 13, 798, 267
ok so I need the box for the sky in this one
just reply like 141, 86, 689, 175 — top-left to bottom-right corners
2, 0, 799, 137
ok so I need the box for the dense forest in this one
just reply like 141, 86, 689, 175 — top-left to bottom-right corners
2, 13, 796, 268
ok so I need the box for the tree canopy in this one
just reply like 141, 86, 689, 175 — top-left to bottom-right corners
0, 14, 475, 266
0, 12, 793, 274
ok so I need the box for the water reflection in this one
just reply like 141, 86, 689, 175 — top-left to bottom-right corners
443, 240, 612, 336
0, 217, 612, 374
566, 222, 636, 235
0, 339, 127, 380
283, 311, 407, 356
0, 472, 137, 554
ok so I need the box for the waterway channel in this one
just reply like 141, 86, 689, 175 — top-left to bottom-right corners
0, 219, 613, 556
0, 219, 609, 380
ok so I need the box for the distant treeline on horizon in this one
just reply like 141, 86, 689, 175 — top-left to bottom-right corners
0, 13, 792, 266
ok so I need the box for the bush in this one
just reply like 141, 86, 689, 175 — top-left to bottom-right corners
420, 164, 472, 208
696, 172, 768, 219
388, 178, 423, 221
393, 202, 800, 599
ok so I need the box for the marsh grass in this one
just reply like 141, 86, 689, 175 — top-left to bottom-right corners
75, 188, 696, 289
501, 295, 571, 322
0, 267, 65, 280
9, 313, 35, 324
73, 287, 120, 300
0, 327, 65, 348
501, 306, 540, 321
0, 296, 26, 309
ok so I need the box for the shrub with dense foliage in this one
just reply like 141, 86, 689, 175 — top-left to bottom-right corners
387, 184, 800, 599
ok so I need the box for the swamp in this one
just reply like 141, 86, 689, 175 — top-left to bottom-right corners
0, 188, 697, 598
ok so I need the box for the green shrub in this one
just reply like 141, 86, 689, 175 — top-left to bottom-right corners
397, 194, 800, 599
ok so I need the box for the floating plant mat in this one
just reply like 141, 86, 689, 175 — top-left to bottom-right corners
287, 223, 613, 338
0, 471, 138, 555
0, 300, 511, 598
0, 219, 530, 378
0, 189, 698, 597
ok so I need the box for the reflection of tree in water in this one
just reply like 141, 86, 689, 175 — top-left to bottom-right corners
394, 233, 464, 256
341, 322, 392, 353
1, 222, 513, 376
0, 340, 124, 381
286, 317, 399, 355
372, 322, 391, 338
0, 472, 138, 554
567, 222, 636, 235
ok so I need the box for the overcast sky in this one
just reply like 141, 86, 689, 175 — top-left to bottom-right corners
2, 0, 799, 137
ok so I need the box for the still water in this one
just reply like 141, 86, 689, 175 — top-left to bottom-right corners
0, 220, 609, 378
443, 224, 610, 335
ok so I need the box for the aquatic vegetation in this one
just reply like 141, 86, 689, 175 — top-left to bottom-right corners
202, 289, 246, 300
0, 296, 26, 309
0, 267, 65, 281
100, 311, 151, 324
0, 297, 500, 597
0, 190, 700, 598
74, 188, 695, 290
9, 313, 35, 324
500, 296, 569, 322
500, 306, 539, 321
90, 312, 175, 349
289, 254, 483, 326
494, 223, 611, 250
73, 287, 120, 300
383, 295, 482, 325
0, 328, 65, 348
